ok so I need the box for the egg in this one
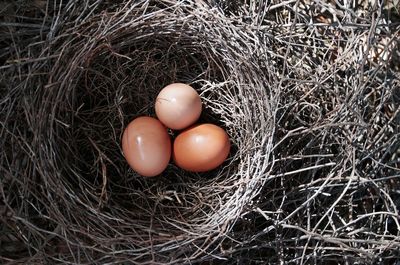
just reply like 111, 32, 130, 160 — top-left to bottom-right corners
122, 116, 171, 177
155, 83, 202, 130
173, 124, 230, 172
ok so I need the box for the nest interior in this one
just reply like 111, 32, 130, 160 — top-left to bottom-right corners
1, 0, 400, 264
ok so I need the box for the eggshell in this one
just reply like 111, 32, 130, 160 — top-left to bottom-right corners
122, 116, 171, 177
173, 124, 230, 172
155, 83, 202, 130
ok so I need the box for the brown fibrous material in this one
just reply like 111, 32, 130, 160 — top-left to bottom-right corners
1, 1, 399, 264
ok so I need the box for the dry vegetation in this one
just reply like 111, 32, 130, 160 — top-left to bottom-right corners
1, 0, 399, 264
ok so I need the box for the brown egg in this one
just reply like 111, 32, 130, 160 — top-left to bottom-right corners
122, 116, 171, 177
173, 124, 230, 172
155, 83, 202, 130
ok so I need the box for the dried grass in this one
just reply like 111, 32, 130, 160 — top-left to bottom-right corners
1, 0, 399, 264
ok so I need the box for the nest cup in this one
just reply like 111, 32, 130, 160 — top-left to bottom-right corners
25, 2, 274, 262
2, 0, 400, 264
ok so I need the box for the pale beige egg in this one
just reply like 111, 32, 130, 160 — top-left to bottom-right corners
155, 83, 202, 130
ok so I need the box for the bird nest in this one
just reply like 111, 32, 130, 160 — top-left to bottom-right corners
1, 0, 399, 264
